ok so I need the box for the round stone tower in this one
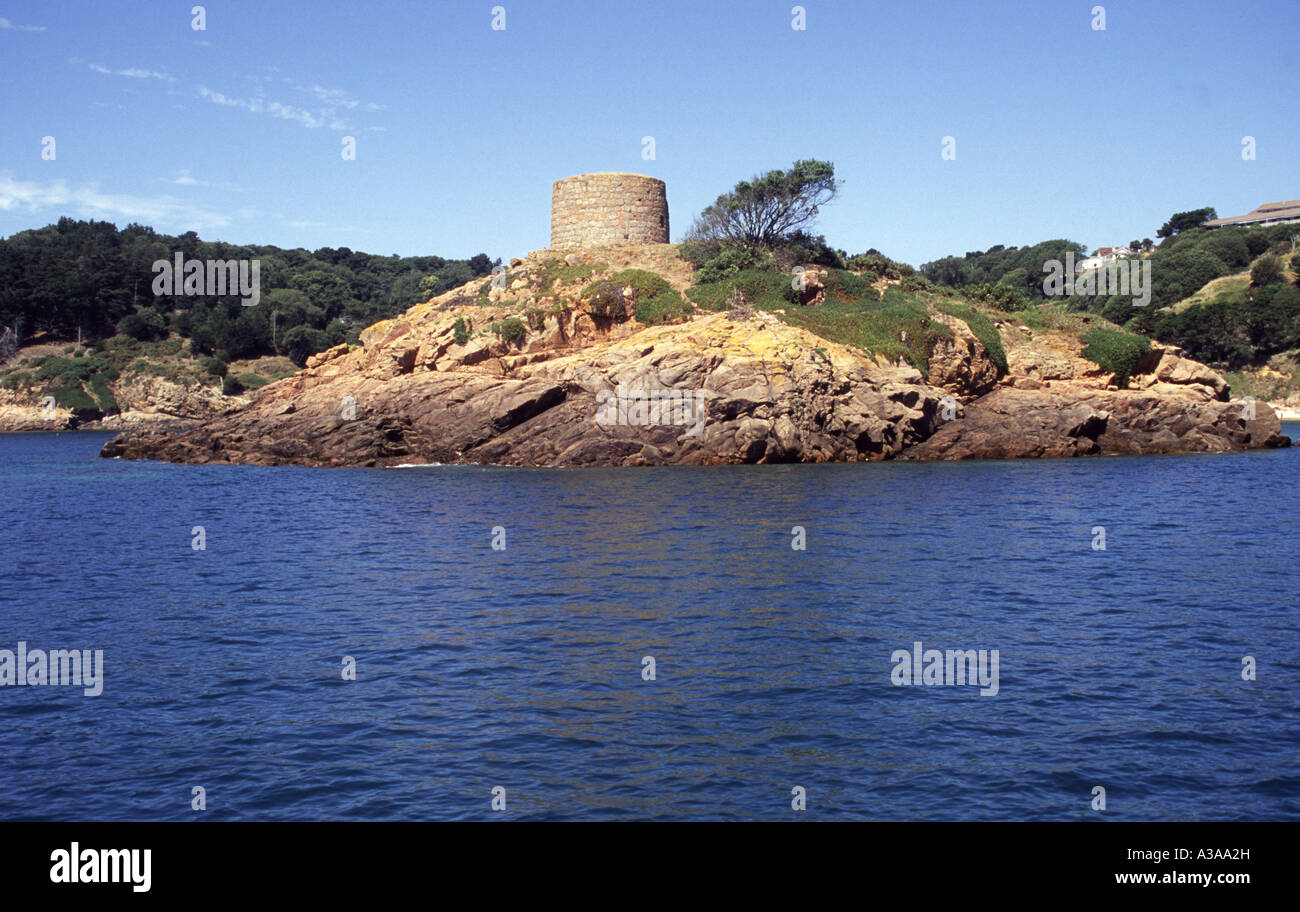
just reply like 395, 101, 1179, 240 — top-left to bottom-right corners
550, 172, 669, 249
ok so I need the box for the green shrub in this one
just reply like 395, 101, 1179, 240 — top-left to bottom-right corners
966, 282, 1030, 312
678, 237, 724, 267
584, 281, 628, 320
583, 269, 678, 322
279, 325, 330, 367
635, 292, 693, 326
222, 375, 244, 396
1251, 254, 1284, 287
88, 374, 118, 413
490, 317, 527, 346
36, 357, 92, 383
1081, 328, 1151, 387
204, 356, 228, 378
50, 384, 98, 412
452, 317, 469, 345
694, 245, 773, 284
845, 250, 914, 279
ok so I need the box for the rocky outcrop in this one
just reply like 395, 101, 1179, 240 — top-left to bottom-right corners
101, 311, 950, 466
1131, 342, 1230, 401
98, 248, 1293, 467
927, 312, 1000, 399
902, 388, 1288, 461
0, 374, 244, 432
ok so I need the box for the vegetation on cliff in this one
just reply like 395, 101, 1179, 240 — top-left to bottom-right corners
0, 218, 497, 366
913, 210, 1300, 389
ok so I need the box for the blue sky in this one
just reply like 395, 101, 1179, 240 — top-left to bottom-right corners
1, 0, 1296, 265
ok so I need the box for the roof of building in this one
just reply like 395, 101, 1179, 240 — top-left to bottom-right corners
1205, 200, 1300, 227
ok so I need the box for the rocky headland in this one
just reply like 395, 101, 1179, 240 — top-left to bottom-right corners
99, 246, 1292, 466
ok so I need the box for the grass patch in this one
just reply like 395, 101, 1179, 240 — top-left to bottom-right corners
233, 372, 271, 390
777, 287, 952, 375
532, 257, 607, 293
686, 269, 798, 311
635, 292, 693, 326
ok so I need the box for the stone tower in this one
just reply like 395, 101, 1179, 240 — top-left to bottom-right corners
550, 172, 669, 249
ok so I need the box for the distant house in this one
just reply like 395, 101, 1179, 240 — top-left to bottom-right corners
1204, 200, 1300, 229
1095, 246, 1134, 261
1078, 247, 1133, 272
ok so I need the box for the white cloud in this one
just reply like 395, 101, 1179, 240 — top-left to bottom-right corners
0, 174, 232, 232
197, 85, 346, 130
163, 170, 206, 187
296, 83, 359, 109
0, 17, 46, 32
287, 219, 328, 230
88, 62, 176, 82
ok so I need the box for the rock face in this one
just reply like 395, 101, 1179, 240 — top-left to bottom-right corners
902, 388, 1287, 461
927, 312, 1000, 400
1, 374, 243, 432
100, 311, 949, 467
99, 248, 1291, 467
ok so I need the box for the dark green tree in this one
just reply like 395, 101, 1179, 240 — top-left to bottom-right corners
1156, 207, 1216, 239
687, 160, 838, 250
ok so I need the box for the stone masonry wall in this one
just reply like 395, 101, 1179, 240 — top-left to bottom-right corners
550, 173, 669, 249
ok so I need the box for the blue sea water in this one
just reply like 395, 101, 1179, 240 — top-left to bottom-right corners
0, 428, 1297, 821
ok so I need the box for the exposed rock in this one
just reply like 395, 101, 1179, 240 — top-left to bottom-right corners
98, 248, 1289, 467
927, 312, 1000, 400
903, 387, 1287, 460
1132, 343, 1229, 401
1, 373, 243, 432
101, 312, 949, 466
798, 269, 825, 307
304, 343, 349, 369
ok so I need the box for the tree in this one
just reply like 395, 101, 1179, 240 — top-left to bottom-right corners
1156, 207, 1216, 239
1142, 239, 1153, 251
1129, 240, 1140, 251
280, 325, 330, 367
118, 307, 168, 341
687, 159, 838, 250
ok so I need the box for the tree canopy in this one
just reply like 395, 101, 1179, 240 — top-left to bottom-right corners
1156, 207, 1216, 238
687, 160, 838, 250
0, 218, 497, 365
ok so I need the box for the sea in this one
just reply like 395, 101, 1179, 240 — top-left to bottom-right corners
0, 426, 1296, 820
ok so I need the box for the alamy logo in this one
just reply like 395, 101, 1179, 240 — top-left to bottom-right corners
595, 383, 707, 438
891, 640, 999, 696
50, 843, 150, 892
152, 253, 261, 306
0, 641, 103, 696
1042, 252, 1151, 307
